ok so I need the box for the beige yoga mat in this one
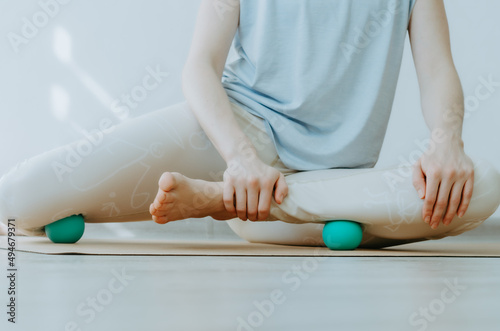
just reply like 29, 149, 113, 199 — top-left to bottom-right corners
1, 236, 499, 257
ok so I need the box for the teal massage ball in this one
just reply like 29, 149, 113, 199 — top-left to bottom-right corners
322, 220, 363, 250
45, 214, 85, 244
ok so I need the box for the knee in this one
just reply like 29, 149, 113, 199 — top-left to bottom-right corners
0, 174, 9, 228
469, 158, 500, 218
0, 166, 21, 229
0, 165, 20, 217
0, 162, 46, 236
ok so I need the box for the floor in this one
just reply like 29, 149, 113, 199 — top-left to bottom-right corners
1, 218, 499, 331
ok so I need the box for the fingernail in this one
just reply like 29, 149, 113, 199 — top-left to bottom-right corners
418, 189, 424, 199
431, 223, 437, 229
458, 211, 464, 218
424, 216, 430, 224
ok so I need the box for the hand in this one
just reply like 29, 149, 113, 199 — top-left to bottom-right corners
223, 156, 288, 222
412, 139, 474, 229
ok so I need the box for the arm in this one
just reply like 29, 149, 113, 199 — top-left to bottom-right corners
182, 0, 287, 221
409, 0, 474, 229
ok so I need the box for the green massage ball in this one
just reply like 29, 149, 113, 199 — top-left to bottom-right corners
322, 220, 363, 250
45, 214, 85, 244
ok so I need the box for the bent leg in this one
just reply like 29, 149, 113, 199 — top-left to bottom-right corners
227, 159, 500, 248
0, 102, 231, 235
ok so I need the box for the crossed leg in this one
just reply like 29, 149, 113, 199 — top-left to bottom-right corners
150, 159, 500, 248
0, 100, 283, 235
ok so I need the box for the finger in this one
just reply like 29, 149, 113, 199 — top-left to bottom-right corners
235, 187, 247, 221
457, 175, 474, 218
412, 160, 426, 199
222, 181, 236, 214
246, 183, 259, 222
442, 181, 465, 226
274, 173, 288, 204
422, 173, 440, 224
257, 183, 273, 221
430, 179, 453, 229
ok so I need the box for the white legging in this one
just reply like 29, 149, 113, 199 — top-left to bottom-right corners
1, 101, 499, 248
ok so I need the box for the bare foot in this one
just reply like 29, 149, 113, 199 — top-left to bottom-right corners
149, 172, 236, 224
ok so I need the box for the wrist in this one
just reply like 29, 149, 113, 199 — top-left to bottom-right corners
431, 128, 464, 148
435, 137, 464, 152
224, 139, 258, 164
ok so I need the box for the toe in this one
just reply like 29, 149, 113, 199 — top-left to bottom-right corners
149, 203, 156, 216
153, 199, 162, 210
154, 215, 170, 224
158, 172, 178, 192
154, 198, 176, 211
155, 189, 167, 203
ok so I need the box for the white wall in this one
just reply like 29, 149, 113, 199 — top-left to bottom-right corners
0, 0, 200, 174
1, 0, 499, 218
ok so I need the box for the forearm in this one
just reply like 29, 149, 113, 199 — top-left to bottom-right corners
409, 0, 475, 228
419, 64, 465, 146
182, 63, 257, 163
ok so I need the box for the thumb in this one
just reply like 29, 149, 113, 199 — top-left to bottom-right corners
412, 159, 426, 199
274, 173, 288, 204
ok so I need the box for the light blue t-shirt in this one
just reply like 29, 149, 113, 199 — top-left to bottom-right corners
222, 0, 417, 170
